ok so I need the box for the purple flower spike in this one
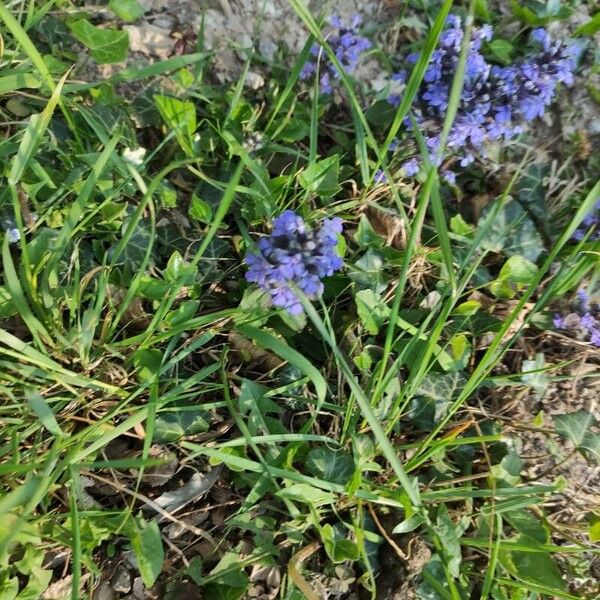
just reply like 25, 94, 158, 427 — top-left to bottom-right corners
402, 158, 420, 176
245, 211, 344, 315
572, 199, 600, 242
387, 16, 575, 168
374, 169, 387, 184
553, 288, 600, 346
299, 14, 371, 94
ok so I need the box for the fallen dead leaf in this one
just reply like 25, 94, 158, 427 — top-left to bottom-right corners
152, 467, 222, 517
43, 574, 90, 599
228, 331, 284, 371
364, 205, 408, 249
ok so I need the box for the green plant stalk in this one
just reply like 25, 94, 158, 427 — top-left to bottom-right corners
0, 2, 81, 145
297, 289, 422, 509
413, 179, 600, 458
133, 161, 244, 347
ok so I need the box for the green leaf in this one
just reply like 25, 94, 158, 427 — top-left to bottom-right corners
0, 286, 17, 318
499, 534, 566, 592
475, 0, 491, 21
236, 325, 327, 406
164, 250, 196, 283
276, 483, 335, 506
158, 181, 178, 208
354, 289, 390, 334
320, 524, 360, 563
234, 288, 272, 327
435, 504, 467, 578
511, 0, 572, 25
392, 513, 426, 534
448, 333, 471, 371
452, 300, 481, 316
189, 194, 213, 223
154, 94, 197, 156
69, 20, 129, 64
575, 13, 600, 36
450, 213, 474, 236
521, 353, 547, 400
487, 39, 514, 64
154, 407, 210, 443
133, 349, 163, 382
129, 519, 164, 587
479, 200, 545, 262
355, 214, 384, 248
0, 72, 41, 95
109, 0, 143, 22
28, 393, 62, 438
298, 155, 341, 197
202, 584, 247, 600
489, 255, 539, 299
588, 513, 600, 542
553, 411, 600, 464
504, 510, 549, 544
208, 551, 250, 587
305, 448, 355, 485
9, 72, 67, 185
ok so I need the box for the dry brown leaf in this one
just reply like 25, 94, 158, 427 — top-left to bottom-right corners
228, 331, 283, 371
364, 205, 408, 249
43, 574, 90, 599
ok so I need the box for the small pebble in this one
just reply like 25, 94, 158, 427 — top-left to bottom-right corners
93, 582, 115, 600
111, 564, 132, 594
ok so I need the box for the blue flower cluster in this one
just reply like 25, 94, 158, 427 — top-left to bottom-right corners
553, 289, 600, 347
245, 211, 343, 314
390, 16, 575, 170
300, 14, 371, 94
572, 198, 600, 242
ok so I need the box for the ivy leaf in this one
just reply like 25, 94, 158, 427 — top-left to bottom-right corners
109, 0, 143, 22
409, 372, 466, 429
306, 447, 355, 485
238, 379, 281, 436
479, 200, 545, 262
154, 408, 210, 443
553, 411, 600, 464
112, 219, 153, 271
354, 289, 390, 334
69, 20, 129, 64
